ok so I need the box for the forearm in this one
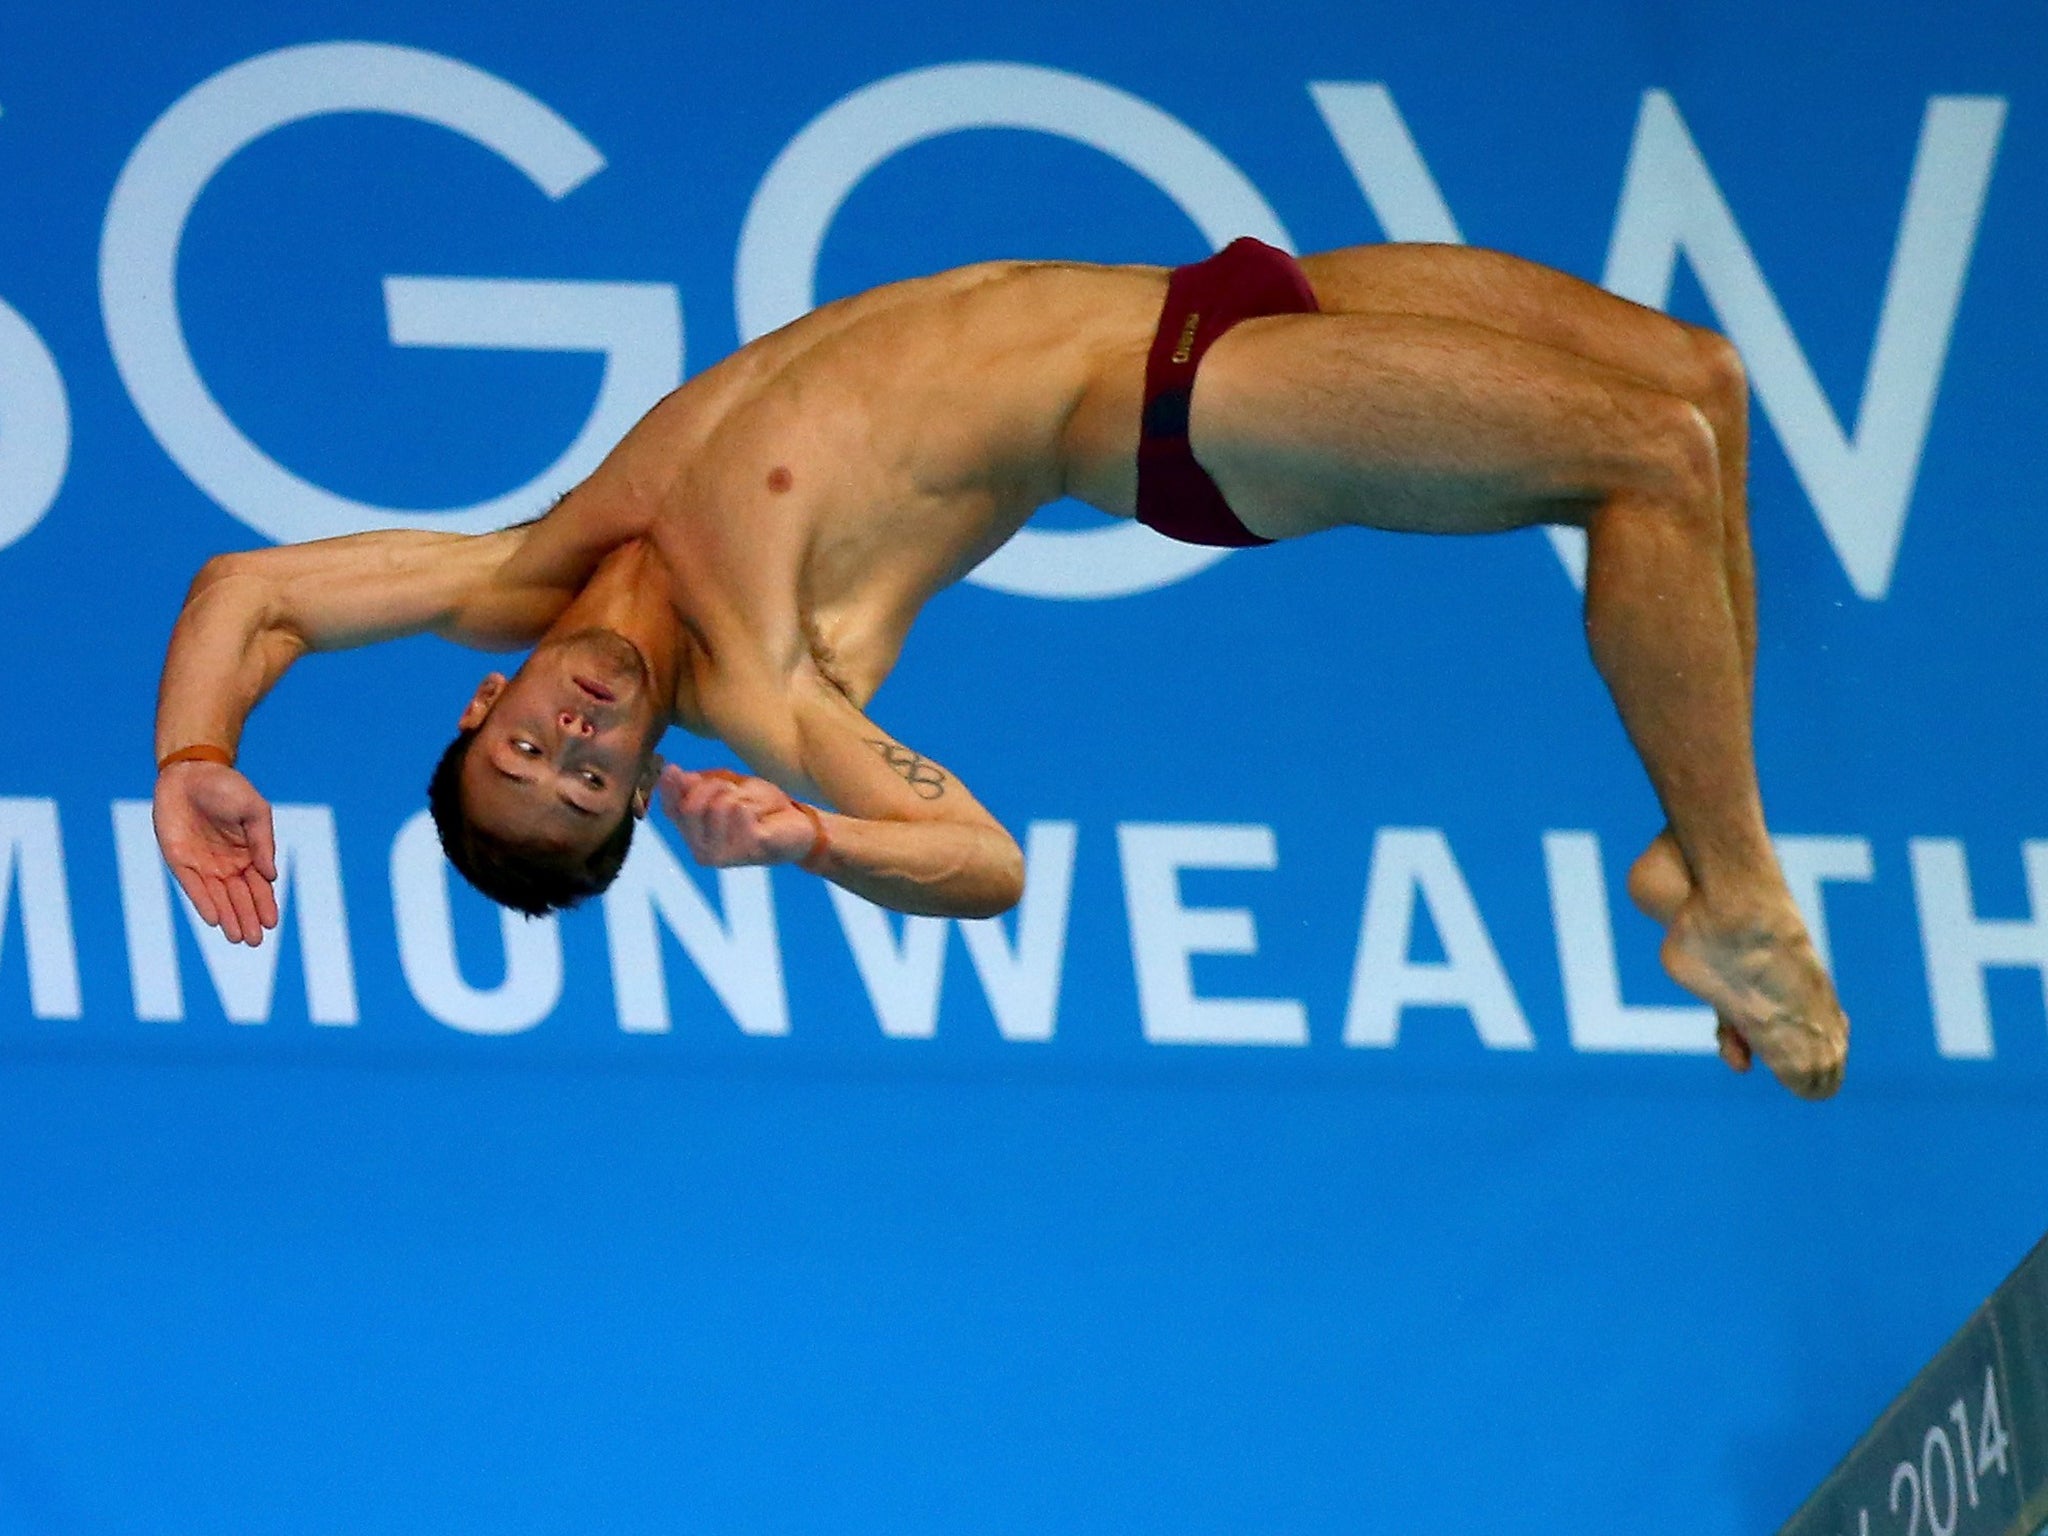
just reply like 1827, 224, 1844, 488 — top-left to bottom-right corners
805, 810, 1024, 919
698, 677, 1025, 918
154, 558, 305, 761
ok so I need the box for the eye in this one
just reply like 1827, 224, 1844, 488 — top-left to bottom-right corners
581, 771, 606, 790
512, 739, 541, 756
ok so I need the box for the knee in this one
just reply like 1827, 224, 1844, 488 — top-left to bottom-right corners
1619, 391, 1722, 520
1683, 326, 1749, 433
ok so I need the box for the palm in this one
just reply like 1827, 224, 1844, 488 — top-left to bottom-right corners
153, 763, 280, 945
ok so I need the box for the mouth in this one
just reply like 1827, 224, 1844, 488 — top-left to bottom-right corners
573, 675, 618, 704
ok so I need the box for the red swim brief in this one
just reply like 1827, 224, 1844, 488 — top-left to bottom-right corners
1135, 236, 1319, 548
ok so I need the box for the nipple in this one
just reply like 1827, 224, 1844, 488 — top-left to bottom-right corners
766, 465, 794, 493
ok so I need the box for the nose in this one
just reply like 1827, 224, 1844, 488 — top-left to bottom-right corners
558, 710, 594, 738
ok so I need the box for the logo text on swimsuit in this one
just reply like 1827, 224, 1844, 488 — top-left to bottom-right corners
1171, 312, 1200, 365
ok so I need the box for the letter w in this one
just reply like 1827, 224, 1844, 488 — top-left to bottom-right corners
1605, 91, 2004, 599
1309, 84, 2004, 598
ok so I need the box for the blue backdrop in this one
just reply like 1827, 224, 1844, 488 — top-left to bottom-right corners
1, 2, 2045, 1531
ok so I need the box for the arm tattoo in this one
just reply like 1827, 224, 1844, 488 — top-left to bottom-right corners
864, 738, 948, 800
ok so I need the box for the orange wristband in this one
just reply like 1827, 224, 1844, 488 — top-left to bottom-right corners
157, 743, 234, 773
792, 801, 830, 872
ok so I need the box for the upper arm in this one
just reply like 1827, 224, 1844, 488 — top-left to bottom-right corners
714, 665, 1008, 836
199, 525, 553, 656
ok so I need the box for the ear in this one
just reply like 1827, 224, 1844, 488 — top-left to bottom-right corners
457, 673, 508, 731
629, 753, 665, 820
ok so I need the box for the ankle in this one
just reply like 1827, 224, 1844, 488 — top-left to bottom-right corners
1675, 884, 1804, 944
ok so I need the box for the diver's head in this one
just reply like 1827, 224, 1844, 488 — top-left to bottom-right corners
427, 627, 665, 915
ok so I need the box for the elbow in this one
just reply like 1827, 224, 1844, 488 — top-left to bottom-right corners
185, 550, 280, 617
958, 835, 1026, 921
185, 551, 248, 603
178, 552, 299, 654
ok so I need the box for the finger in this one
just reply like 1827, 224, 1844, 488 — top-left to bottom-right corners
712, 797, 762, 856
689, 825, 737, 866
673, 787, 717, 836
710, 800, 766, 864
224, 875, 262, 947
708, 785, 759, 837
740, 783, 795, 817
743, 789, 780, 821
248, 806, 278, 884
246, 868, 281, 932
204, 875, 242, 942
675, 769, 737, 809
658, 781, 688, 824
673, 806, 715, 863
174, 865, 221, 929
680, 778, 730, 818
696, 800, 738, 861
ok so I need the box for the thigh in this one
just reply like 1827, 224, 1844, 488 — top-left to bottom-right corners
1188, 309, 1682, 539
1298, 244, 1705, 399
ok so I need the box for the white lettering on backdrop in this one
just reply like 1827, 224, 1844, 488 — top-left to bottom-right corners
98, 42, 681, 543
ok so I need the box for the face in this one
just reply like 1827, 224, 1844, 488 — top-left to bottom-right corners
456, 628, 663, 858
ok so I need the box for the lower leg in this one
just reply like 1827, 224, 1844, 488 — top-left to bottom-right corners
1629, 359, 1778, 1076
1628, 336, 1757, 917
1716, 384, 1758, 709
1585, 485, 1847, 1098
1584, 491, 1778, 911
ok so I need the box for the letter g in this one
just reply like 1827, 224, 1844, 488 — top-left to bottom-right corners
99, 43, 680, 541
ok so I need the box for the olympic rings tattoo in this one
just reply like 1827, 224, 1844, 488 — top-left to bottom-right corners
864, 738, 948, 800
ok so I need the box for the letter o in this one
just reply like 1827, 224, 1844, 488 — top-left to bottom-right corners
735, 63, 1295, 600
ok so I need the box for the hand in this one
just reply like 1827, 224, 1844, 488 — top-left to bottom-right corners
152, 762, 280, 946
658, 766, 821, 869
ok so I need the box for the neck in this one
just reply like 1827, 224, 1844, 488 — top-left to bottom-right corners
537, 541, 683, 716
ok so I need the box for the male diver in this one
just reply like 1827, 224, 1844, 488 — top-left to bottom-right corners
153, 240, 1849, 1098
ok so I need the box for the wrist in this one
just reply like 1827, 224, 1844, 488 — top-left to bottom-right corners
157, 743, 234, 774
792, 802, 831, 873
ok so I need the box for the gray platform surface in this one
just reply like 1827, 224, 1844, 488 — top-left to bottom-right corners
1780, 1233, 2048, 1536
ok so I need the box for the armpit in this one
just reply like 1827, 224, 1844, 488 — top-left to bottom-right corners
802, 616, 858, 703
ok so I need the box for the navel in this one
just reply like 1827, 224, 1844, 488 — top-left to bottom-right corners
766, 465, 794, 493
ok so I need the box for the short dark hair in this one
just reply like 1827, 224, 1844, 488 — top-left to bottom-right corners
427, 728, 636, 916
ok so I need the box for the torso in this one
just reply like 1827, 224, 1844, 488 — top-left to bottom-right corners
526, 239, 1680, 740
564, 259, 1173, 724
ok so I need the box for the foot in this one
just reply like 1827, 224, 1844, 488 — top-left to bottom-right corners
1627, 831, 1754, 1075
1660, 896, 1849, 1100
